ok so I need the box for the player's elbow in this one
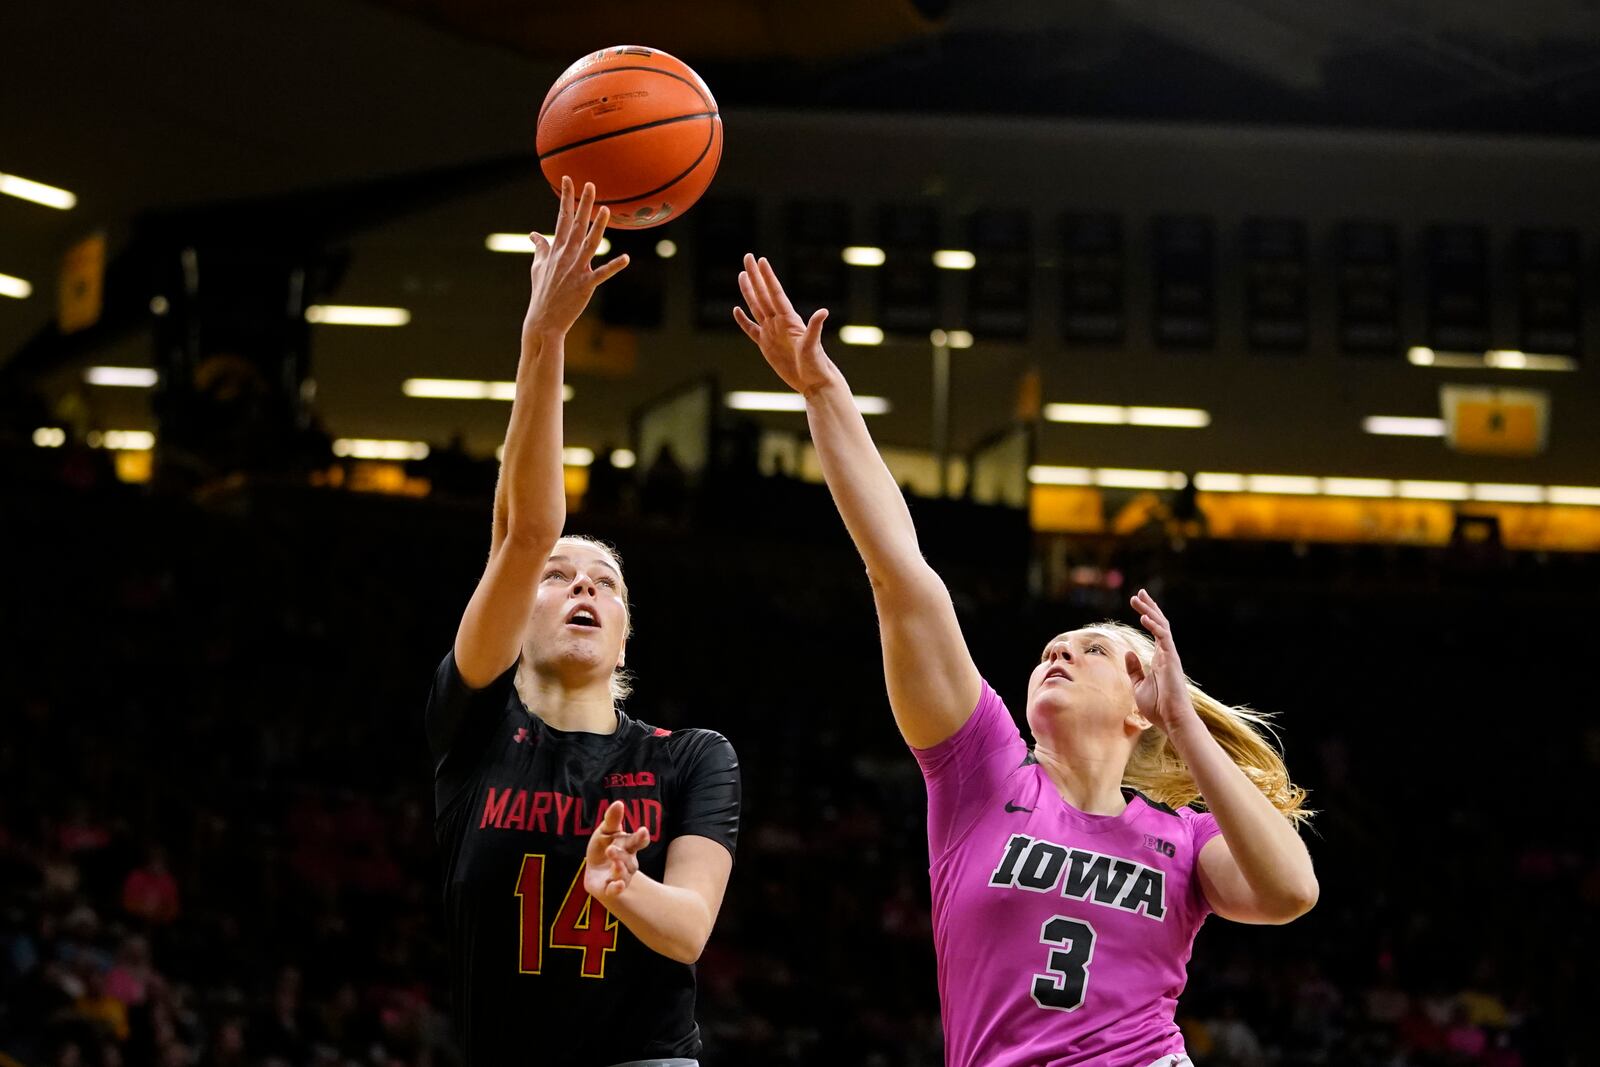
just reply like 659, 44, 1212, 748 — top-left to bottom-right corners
1265, 877, 1319, 924
664, 930, 709, 965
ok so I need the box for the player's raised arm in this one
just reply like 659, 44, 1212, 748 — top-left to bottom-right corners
734, 254, 981, 748
454, 178, 629, 689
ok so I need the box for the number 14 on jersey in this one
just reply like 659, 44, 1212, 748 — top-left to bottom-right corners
514, 853, 620, 977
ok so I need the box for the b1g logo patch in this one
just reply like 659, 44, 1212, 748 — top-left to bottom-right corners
604, 770, 657, 789
1143, 834, 1176, 858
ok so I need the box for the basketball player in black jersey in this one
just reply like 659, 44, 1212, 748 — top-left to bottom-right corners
427, 177, 740, 1067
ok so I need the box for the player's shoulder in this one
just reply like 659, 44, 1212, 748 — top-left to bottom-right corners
1126, 788, 1206, 823
628, 717, 735, 760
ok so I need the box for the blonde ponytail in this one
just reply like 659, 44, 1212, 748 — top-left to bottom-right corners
1090, 621, 1313, 827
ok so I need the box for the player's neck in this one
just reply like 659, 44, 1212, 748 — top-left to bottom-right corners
1030, 741, 1129, 816
514, 667, 618, 734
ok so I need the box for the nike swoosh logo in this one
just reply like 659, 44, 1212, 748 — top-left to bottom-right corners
1004, 801, 1033, 814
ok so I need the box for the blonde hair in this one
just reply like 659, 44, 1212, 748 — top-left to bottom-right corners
1086, 621, 1313, 827
553, 535, 634, 706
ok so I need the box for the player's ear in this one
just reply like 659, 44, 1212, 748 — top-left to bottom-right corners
616, 637, 627, 670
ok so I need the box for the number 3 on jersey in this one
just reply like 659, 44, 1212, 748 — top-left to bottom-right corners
1032, 916, 1097, 1012
514, 854, 620, 978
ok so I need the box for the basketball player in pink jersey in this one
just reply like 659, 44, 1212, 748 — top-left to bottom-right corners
734, 255, 1317, 1067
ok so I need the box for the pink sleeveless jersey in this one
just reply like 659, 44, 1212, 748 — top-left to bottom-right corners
911, 682, 1221, 1067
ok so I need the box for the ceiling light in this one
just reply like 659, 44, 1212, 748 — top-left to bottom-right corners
1322, 478, 1396, 498
1095, 468, 1186, 490
1126, 406, 1210, 428
563, 447, 594, 467
842, 246, 886, 267
654, 239, 677, 259
306, 305, 411, 327
1548, 486, 1600, 506
1027, 466, 1094, 486
1396, 480, 1470, 500
1193, 473, 1246, 492
725, 390, 888, 414
0, 273, 32, 299
0, 172, 76, 210
611, 449, 636, 469
1471, 483, 1544, 503
32, 427, 66, 448
839, 325, 884, 346
487, 233, 610, 256
1045, 404, 1125, 425
98, 430, 155, 451
85, 366, 158, 388
333, 438, 429, 460
1247, 475, 1320, 495
1363, 416, 1447, 437
933, 250, 976, 270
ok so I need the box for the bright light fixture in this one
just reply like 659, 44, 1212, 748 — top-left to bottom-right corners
1027, 466, 1094, 486
563, 447, 594, 467
1045, 404, 1210, 428
612, 449, 637, 469
85, 366, 158, 388
1485, 349, 1577, 372
1127, 407, 1211, 428
933, 250, 976, 270
402, 378, 573, 402
725, 390, 889, 414
1046, 403, 1125, 424
1096, 468, 1186, 490
1194, 473, 1246, 493
306, 305, 411, 327
655, 239, 677, 259
0, 273, 32, 299
1396, 480, 1470, 501
1471, 483, 1544, 503
1363, 416, 1447, 437
1247, 475, 1320, 495
0, 172, 76, 210
1549, 486, 1600, 506
1322, 478, 1396, 498
929, 329, 975, 348
839, 325, 884, 346
333, 438, 429, 460
487, 233, 610, 256
842, 246, 886, 267
99, 430, 155, 451
32, 427, 66, 448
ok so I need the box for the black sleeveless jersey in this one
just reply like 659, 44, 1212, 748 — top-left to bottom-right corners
426, 652, 740, 1067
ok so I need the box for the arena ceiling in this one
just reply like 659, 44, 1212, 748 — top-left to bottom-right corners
5, 0, 1600, 461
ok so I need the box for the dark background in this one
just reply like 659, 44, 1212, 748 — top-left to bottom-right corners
4, 3, 1599, 1066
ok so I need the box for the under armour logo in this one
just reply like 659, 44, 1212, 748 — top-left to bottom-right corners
513, 727, 529, 744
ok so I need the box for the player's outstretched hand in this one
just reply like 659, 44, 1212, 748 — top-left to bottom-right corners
1125, 588, 1202, 736
584, 800, 650, 902
524, 176, 630, 341
732, 253, 840, 398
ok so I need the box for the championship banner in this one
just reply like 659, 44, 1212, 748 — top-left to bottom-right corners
58, 232, 105, 334
1441, 385, 1548, 457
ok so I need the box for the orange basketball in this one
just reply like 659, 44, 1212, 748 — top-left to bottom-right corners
537, 46, 722, 229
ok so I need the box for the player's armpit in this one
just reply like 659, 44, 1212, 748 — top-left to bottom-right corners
873, 562, 984, 750
1196, 835, 1319, 925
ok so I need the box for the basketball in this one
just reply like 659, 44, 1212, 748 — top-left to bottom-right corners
536, 46, 722, 229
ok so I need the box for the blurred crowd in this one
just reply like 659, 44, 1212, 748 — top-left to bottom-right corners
2, 441, 1595, 1067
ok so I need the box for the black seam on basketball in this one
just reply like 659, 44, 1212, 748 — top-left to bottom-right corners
538, 64, 713, 129
596, 119, 719, 208
538, 111, 718, 162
